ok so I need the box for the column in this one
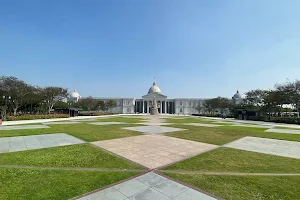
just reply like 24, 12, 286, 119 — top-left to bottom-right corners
147, 101, 149, 113
142, 100, 144, 113
160, 101, 162, 113
164, 101, 167, 114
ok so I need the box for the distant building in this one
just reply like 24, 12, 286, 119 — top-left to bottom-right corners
70, 79, 242, 114
68, 89, 81, 102
232, 90, 243, 105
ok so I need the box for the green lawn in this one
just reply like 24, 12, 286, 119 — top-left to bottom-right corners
164, 173, 300, 200
0, 144, 143, 169
0, 167, 139, 200
164, 125, 300, 145
0, 123, 142, 141
163, 147, 300, 173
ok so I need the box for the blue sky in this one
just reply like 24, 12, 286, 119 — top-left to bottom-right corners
1, 0, 300, 98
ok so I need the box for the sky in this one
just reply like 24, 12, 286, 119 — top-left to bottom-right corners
1, 0, 300, 98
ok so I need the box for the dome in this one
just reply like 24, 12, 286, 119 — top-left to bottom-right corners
148, 81, 162, 94
232, 90, 242, 99
70, 89, 81, 98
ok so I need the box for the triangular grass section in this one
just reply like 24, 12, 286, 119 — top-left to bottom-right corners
0, 167, 139, 200
0, 144, 143, 169
163, 147, 300, 173
164, 173, 300, 200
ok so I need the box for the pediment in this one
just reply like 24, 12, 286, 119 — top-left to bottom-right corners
142, 93, 167, 99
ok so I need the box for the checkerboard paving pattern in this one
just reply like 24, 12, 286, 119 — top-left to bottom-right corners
76, 172, 217, 200
223, 136, 300, 159
91, 135, 219, 169
122, 126, 186, 134
0, 133, 85, 153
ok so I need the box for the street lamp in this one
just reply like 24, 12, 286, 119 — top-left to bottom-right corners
2, 96, 11, 121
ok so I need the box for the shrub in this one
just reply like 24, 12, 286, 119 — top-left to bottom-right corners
6, 114, 69, 121
248, 116, 300, 125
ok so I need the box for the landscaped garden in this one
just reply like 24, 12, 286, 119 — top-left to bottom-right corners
1, 115, 300, 200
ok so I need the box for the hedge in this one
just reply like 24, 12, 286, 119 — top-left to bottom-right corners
248, 116, 300, 125
6, 114, 69, 121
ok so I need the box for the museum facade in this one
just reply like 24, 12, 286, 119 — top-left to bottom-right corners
69, 80, 243, 115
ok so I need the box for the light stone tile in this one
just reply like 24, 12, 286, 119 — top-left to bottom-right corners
85, 187, 127, 200
43, 121, 81, 125
0, 125, 50, 130
265, 128, 300, 135
174, 188, 217, 200
223, 136, 300, 159
129, 188, 171, 200
122, 126, 186, 134
183, 123, 222, 127
88, 122, 127, 125
114, 179, 148, 197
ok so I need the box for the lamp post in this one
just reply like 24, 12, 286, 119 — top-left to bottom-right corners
2, 96, 11, 121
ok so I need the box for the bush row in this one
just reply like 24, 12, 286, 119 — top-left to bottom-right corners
248, 116, 300, 124
78, 112, 113, 116
192, 114, 234, 118
6, 114, 69, 121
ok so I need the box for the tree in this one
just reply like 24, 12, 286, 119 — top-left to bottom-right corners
78, 96, 97, 111
0, 76, 34, 115
195, 105, 203, 114
43, 86, 68, 114
106, 99, 117, 112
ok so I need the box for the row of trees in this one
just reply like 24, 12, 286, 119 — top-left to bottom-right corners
195, 79, 300, 117
0, 76, 118, 117
54, 97, 117, 112
0, 76, 68, 116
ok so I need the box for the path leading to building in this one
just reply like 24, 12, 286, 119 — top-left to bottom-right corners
75, 172, 218, 200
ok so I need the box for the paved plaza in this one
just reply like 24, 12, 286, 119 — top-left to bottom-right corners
89, 122, 127, 125
122, 126, 186, 134
76, 172, 217, 200
265, 128, 300, 135
0, 125, 50, 130
223, 136, 300, 159
92, 135, 219, 169
0, 133, 85, 153
137, 122, 174, 126
183, 123, 222, 127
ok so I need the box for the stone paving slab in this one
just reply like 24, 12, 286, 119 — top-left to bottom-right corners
136, 122, 174, 126
265, 128, 300, 135
0, 125, 50, 131
88, 122, 127, 125
230, 124, 274, 128
223, 136, 300, 159
183, 123, 222, 127
122, 126, 186, 134
43, 121, 81, 125
92, 135, 219, 169
76, 172, 217, 200
0, 133, 85, 153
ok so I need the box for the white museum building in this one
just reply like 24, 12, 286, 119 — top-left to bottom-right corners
69, 80, 243, 115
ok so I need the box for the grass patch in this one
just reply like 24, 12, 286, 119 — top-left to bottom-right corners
164, 125, 300, 145
0, 167, 139, 200
0, 123, 142, 141
163, 147, 300, 173
0, 144, 143, 169
164, 173, 300, 200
